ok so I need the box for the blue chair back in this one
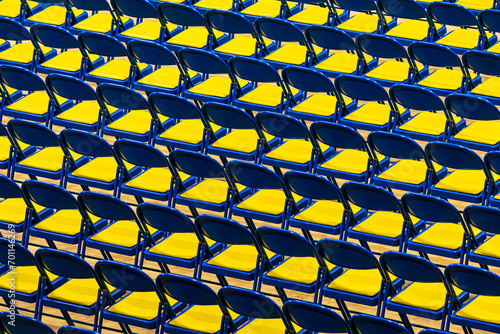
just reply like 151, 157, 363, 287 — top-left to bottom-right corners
479, 9, 500, 33
255, 226, 316, 257
0, 238, 36, 267
229, 57, 281, 83
206, 10, 256, 35
96, 83, 150, 110
0, 17, 32, 41
349, 314, 412, 334
66, 0, 113, 11
401, 193, 462, 223
425, 142, 484, 170
60, 129, 114, 158
202, 103, 257, 130
332, 0, 377, 11
464, 205, 500, 235
158, 3, 206, 27
156, 273, 220, 305
428, 2, 479, 28
341, 182, 401, 212
77, 191, 137, 221
127, 40, 179, 67
0, 65, 47, 92
111, 0, 159, 19
195, 215, 255, 245
113, 139, 170, 168
311, 122, 368, 151
283, 300, 350, 334
256, 17, 306, 44
35, 248, 96, 279
380, 251, 445, 283
281, 66, 336, 93
95, 260, 157, 292
78, 32, 128, 58
149, 93, 202, 120
317, 238, 379, 270
46, 74, 100, 102
0, 312, 55, 334
226, 160, 283, 190
356, 34, 408, 60
256, 112, 311, 140
445, 263, 500, 296
137, 203, 195, 234
408, 42, 462, 68
22, 180, 78, 211
7, 119, 61, 148
169, 149, 226, 179
30, 24, 80, 49
284, 171, 342, 201
0, 174, 25, 201
445, 94, 500, 121
58, 326, 99, 334
485, 151, 500, 175
335, 75, 389, 102
367, 131, 426, 160
377, 0, 427, 19
305, 25, 357, 51
389, 84, 445, 112
178, 49, 230, 75
463, 50, 500, 76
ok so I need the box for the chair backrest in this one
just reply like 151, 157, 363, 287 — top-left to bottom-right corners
401, 192, 463, 225
195, 215, 256, 245
380, 251, 445, 283
96, 83, 150, 111
201, 103, 258, 131
60, 129, 115, 158
229, 57, 281, 84
77, 191, 137, 222
445, 94, 500, 121
464, 204, 500, 235
356, 34, 408, 60
30, 24, 80, 50
66, 0, 113, 11
169, 149, 226, 179
305, 26, 358, 52
425, 141, 485, 170
35, 248, 96, 279
0, 17, 32, 41
22, 180, 79, 211
78, 32, 128, 58
255, 17, 307, 44
158, 2, 207, 27
408, 42, 462, 68
149, 93, 203, 120
283, 300, 350, 334
127, 40, 180, 67
0, 65, 47, 92
113, 139, 171, 168
281, 66, 336, 94
341, 182, 402, 213
378, 0, 427, 19
317, 238, 379, 270
331, 0, 377, 11
335, 75, 390, 103
311, 122, 369, 151
46, 74, 100, 103
428, 2, 480, 28
367, 131, 426, 161
463, 50, 500, 77
95, 260, 158, 292
284, 171, 342, 202
445, 263, 500, 296
485, 151, 500, 176
225, 160, 284, 190
479, 9, 500, 33
255, 226, 317, 258
349, 314, 412, 334
7, 119, 61, 148
205, 10, 257, 36
111, 0, 159, 19
156, 273, 221, 305
58, 326, 99, 334
178, 49, 231, 75
389, 84, 445, 112
137, 203, 196, 234
0, 238, 36, 267
0, 174, 24, 201
256, 112, 312, 141
0, 312, 55, 334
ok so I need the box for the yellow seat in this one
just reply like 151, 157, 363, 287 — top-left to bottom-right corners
88, 59, 148, 81
0, 198, 43, 225
264, 44, 322, 66
27, 6, 84, 26
315, 52, 366, 74
0, 136, 29, 161
437, 29, 493, 50
455, 0, 495, 10
471, 76, 500, 99
106, 110, 168, 135
236, 318, 289, 334
291, 94, 351, 118
33, 209, 98, 236
56, 101, 118, 125
72, 12, 115, 34
0, 266, 56, 294
19, 146, 82, 172
487, 42, 500, 54
107, 291, 164, 321
40, 51, 100, 72
366, 60, 424, 83
188, 76, 248, 98
121, 21, 177, 41
293, 200, 362, 227
377, 159, 442, 185
453, 120, 500, 146
398, 112, 462, 136
264, 139, 328, 165
47, 278, 106, 307
0, 0, 38, 18
337, 13, 380, 33
473, 234, 500, 258
148, 232, 215, 260
238, 84, 297, 107
288, 6, 337, 25
206, 244, 275, 272
266, 256, 334, 285
411, 223, 481, 250
168, 304, 226, 333
158, 119, 222, 145
194, 0, 233, 10
215, 36, 272, 57
417, 68, 469, 91
124, 168, 175, 194
0, 42, 52, 64
456, 295, 500, 325
6, 91, 68, 116
327, 268, 390, 297
71, 156, 134, 183
343, 102, 392, 126
236, 189, 303, 216
137, 66, 197, 89
90, 220, 151, 248
180, 179, 244, 204
319, 149, 384, 175
211, 129, 274, 154
352, 211, 407, 239
391, 282, 462, 311
434, 169, 500, 195
167, 27, 224, 49
241, 0, 281, 18
386, 20, 439, 41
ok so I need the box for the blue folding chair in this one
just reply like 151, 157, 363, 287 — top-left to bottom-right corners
78, 32, 152, 87
157, 273, 235, 334
356, 34, 427, 87
408, 42, 480, 96
256, 112, 333, 173
428, 2, 496, 54
378, 0, 446, 45
31, 24, 104, 79
390, 84, 465, 142
314, 124, 386, 185
425, 141, 499, 204
463, 50, 500, 105
22, 0, 87, 28
0, 123, 34, 178
445, 264, 500, 333
0, 0, 42, 23
127, 40, 200, 95
282, 299, 351, 334
336, 75, 409, 132
150, 93, 225, 152
282, 66, 355, 123
306, 25, 377, 78
464, 205, 500, 268
368, 131, 447, 194
67, 0, 133, 36
255, 226, 340, 303
447, 93, 500, 151
203, 102, 277, 163
349, 314, 412, 334
230, 57, 302, 113
0, 65, 72, 127
95, 260, 173, 334
479, 9, 500, 54
0, 312, 55, 334
485, 151, 500, 207
256, 17, 326, 69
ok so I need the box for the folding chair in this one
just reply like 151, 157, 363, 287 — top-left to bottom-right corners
465, 205, 500, 268
356, 34, 427, 87
0, 123, 34, 177
282, 66, 354, 123
22, 0, 87, 28
78, 191, 158, 267
447, 93, 500, 152
159, 3, 226, 52
114, 139, 190, 204
390, 84, 465, 142
78, 32, 152, 87
255, 226, 339, 303
61, 129, 138, 197
0, 312, 55, 334
230, 57, 301, 113
445, 264, 500, 333
7, 119, 84, 188
47, 74, 121, 136
428, 2, 496, 54
0, 65, 71, 127
256, 17, 325, 69
408, 42, 480, 96
463, 50, 500, 105
67, 0, 133, 36
98, 83, 172, 144
226, 160, 306, 229
179, 48, 250, 105
368, 131, 446, 194
203, 102, 277, 163
306, 25, 376, 78
313, 122, 388, 183
486, 151, 500, 207
127, 40, 200, 95
150, 93, 225, 152
0, 0, 42, 22
112, 0, 178, 44
336, 75, 409, 132
218, 286, 295, 333
425, 141, 499, 204
286, 0, 346, 30
378, 0, 445, 46
157, 273, 235, 334
479, 9, 500, 54
95, 260, 173, 334
205, 10, 273, 60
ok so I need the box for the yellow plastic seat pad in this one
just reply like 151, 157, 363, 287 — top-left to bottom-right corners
215, 36, 271, 57
207, 244, 275, 272
107, 291, 162, 320
7, 91, 68, 115
107, 110, 168, 135
437, 29, 492, 50
293, 200, 361, 227
90, 220, 152, 248
47, 278, 104, 307
315, 52, 362, 74
412, 223, 481, 250
211, 129, 273, 154
391, 282, 462, 311
33, 209, 88, 236
398, 112, 462, 136
121, 21, 177, 41
320, 149, 381, 175
72, 12, 114, 34
386, 19, 437, 41
337, 13, 379, 33
88, 59, 148, 81
40, 51, 100, 72
352, 211, 407, 239
0, 266, 56, 294
188, 76, 248, 98
238, 83, 297, 107
57, 100, 117, 125
434, 169, 500, 195
488, 42, 500, 54
167, 27, 224, 49
455, 0, 494, 10
474, 234, 500, 258
265, 44, 322, 66
418, 68, 470, 91
288, 6, 330, 25
267, 256, 334, 285
327, 268, 386, 297
0, 136, 27, 162
454, 121, 500, 145
19, 146, 82, 172
0, 43, 52, 64
377, 159, 440, 185
0, 0, 38, 18
27, 5, 84, 25
0, 198, 42, 224
265, 139, 327, 164
148, 232, 208, 260
159, 119, 222, 145
456, 295, 500, 324
71, 156, 134, 183
241, 0, 281, 17
168, 304, 226, 333
471, 76, 500, 99
236, 189, 302, 216
194, 0, 233, 11
366, 60, 424, 83
343, 102, 392, 126
180, 179, 243, 204
137, 66, 196, 89
237, 318, 289, 334
291, 94, 346, 117
124, 168, 174, 194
